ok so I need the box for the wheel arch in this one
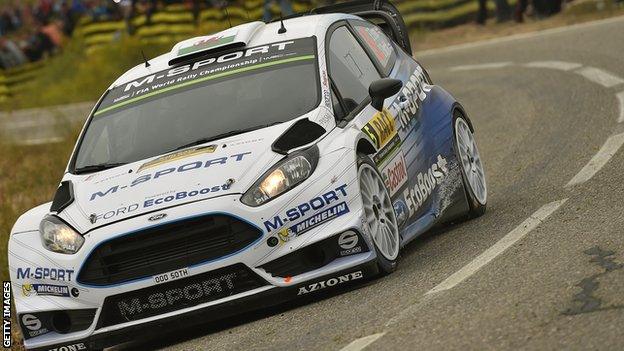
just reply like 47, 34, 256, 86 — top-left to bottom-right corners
356, 137, 376, 156
452, 103, 475, 133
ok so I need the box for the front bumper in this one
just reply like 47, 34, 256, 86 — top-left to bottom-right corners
29, 261, 378, 351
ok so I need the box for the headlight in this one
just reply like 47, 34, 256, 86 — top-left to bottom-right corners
39, 216, 84, 254
241, 145, 319, 206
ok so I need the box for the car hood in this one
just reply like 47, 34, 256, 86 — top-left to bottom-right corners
61, 126, 289, 232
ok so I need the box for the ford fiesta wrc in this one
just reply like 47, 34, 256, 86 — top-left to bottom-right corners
8, 2, 487, 350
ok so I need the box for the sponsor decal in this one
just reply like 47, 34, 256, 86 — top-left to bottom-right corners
338, 231, 363, 256
89, 151, 251, 201
277, 202, 350, 240
403, 155, 448, 216
356, 26, 394, 67
381, 151, 408, 196
20, 313, 49, 338
137, 145, 217, 173
148, 213, 168, 222
226, 138, 264, 147
372, 134, 401, 166
178, 34, 237, 56
3, 282, 10, 347
322, 70, 332, 108
393, 198, 409, 227
317, 112, 333, 130
264, 184, 349, 233
97, 38, 315, 117
21, 283, 79, 298
297, 271, 363, 295
16, 267, 74, 282
392, 66, 432, 132
117, 272, 236, 319
47, 343, 87, 351
95, 183, 232, 221
21, 314, 40, 330
153, 268, 189, 285
361, 109, 397, 149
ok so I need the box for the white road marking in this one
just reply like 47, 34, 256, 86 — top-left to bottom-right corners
617, 91, 624, 123
426, 199, 568, 294
450, 62, 513, 71
523, 61, 582, 71
417, 15, 624, 57
574, 67, 624, 88
566, 132, 624, 187
339, 333, 386, 351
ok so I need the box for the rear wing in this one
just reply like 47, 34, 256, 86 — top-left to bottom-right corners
311, 0, 412, 55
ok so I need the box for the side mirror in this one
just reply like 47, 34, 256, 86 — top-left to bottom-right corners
369, 78, 403, 111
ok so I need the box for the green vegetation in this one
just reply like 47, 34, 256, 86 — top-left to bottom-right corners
1, 36, 172, 110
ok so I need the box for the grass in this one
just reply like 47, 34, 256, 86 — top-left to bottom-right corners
1, 36, 171, 110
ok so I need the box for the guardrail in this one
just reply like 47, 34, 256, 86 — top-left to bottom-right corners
0, 61, 45, 102
76, 0, 519, 52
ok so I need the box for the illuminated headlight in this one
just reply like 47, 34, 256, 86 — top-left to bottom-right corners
39, 216, 84, 254
241, 146, 319, 207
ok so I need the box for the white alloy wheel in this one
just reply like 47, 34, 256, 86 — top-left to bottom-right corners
455, 117, 487, 206
358, 163, 400, 261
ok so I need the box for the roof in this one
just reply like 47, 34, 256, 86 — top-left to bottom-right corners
110, 14, 352, 89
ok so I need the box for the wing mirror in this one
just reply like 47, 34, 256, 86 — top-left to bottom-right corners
369, 78, 403, 111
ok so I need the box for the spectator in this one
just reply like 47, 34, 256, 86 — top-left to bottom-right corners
119, 0, 135, 34
0, 38, 28, 69
477, 0, 512, 24
515, 0, 564, 22
263, 0, 293, 22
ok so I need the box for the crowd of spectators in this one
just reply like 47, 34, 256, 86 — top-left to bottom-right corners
0, 0, 79, 69
477, 0, 576, 24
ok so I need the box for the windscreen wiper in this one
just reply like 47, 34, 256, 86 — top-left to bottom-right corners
74, 162, 127, 174
170, 123, 282, 153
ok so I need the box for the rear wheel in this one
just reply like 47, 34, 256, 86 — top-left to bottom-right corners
358, 155, 400, 274
454, 113, 487, 218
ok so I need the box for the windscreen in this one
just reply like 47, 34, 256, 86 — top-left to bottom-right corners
73, 37, 319, 171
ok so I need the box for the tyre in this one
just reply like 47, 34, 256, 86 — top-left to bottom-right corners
357, 154, 400, 274
454, 111, 487, 218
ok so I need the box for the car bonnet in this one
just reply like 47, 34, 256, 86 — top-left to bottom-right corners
60, 126, 289, 233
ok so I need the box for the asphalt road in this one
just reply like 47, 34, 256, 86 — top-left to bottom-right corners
108, 16, 624, 351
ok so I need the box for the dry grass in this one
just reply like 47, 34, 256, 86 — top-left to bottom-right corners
0, 128, 80, 350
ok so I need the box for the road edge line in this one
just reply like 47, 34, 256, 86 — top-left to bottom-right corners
426, 199, 568, 294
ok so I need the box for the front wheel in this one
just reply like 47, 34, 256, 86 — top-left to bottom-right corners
358, 155, 400, 274
454, 112, 487, 218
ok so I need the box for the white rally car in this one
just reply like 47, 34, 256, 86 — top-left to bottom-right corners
9, 2, 487, 350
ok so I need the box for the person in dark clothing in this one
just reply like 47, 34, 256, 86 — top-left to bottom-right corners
515, 0, 563, 22
477, 0, 512, 24
514, 0, 529, 22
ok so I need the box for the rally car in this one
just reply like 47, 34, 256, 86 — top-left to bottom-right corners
8, 1, 487, 350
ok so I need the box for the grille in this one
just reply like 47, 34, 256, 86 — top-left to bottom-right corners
97, 264, 266, 327
78, 214, 262, 286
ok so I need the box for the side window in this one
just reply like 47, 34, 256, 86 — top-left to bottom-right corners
352, 21, 397, 75
328, 26, 381, 112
